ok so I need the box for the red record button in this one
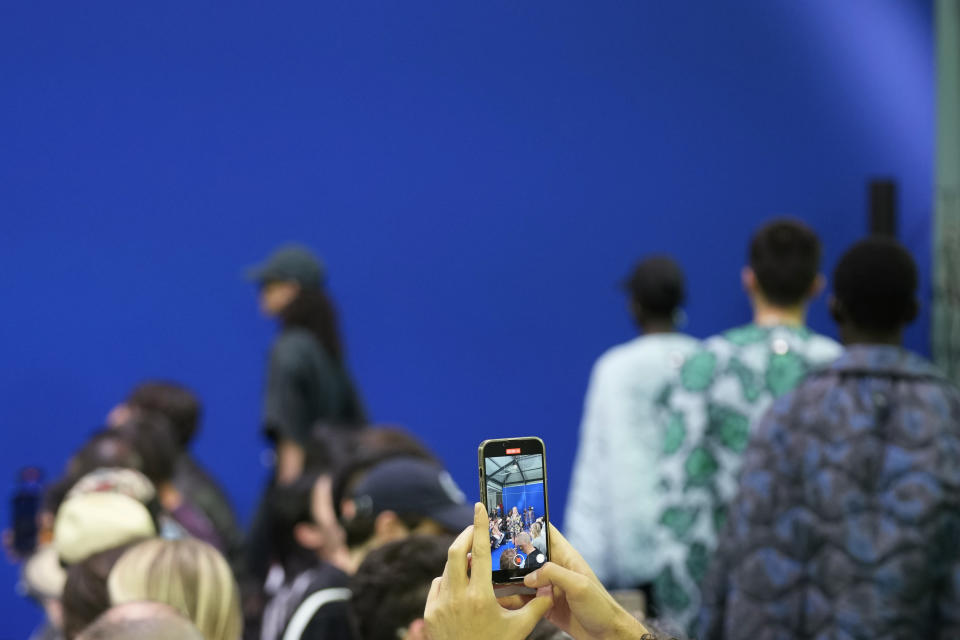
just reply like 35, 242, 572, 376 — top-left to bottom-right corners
506, 448, 521, 454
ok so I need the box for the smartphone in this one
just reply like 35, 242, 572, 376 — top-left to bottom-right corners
11, 467, 44, 556
478, 437, 549, 592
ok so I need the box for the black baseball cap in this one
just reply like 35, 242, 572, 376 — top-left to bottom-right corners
246, 244, 325, 289
349, 457, 473, 533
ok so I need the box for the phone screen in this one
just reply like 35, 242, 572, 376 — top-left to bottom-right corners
479, 438, 549, 583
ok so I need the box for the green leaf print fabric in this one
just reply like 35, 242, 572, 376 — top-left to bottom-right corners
651, 324, 841, 635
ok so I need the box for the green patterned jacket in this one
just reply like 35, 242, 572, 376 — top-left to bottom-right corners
650, 323, 841, 636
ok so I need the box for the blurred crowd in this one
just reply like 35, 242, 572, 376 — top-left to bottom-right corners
9, 219, 960, 640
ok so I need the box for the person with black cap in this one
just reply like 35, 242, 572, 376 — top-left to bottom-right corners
246, 244, 366, 484
243, 245, 367, 637
270, 456, 472, 640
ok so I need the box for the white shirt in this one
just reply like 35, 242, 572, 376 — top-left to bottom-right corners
564, 332, 700, 588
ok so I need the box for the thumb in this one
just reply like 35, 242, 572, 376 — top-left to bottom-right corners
508, 593, 553, 631
523, 562, 589, 598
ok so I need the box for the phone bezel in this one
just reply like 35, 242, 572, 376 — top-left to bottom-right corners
478, 436, 549, 584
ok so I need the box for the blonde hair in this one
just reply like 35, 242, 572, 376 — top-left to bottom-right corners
107, 538, 241, 640
530, 522, 542, 539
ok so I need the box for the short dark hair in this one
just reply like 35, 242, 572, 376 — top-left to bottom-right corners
126, 381, 202, 449
749, 218, 822, 306
349, 535, 452, 640
62, 543, 140, 640
115, 413, 179, 488
45, 430, 140, 514
269, 473, 320, 575
623, 255, 686, 319
833, 237, 918, 332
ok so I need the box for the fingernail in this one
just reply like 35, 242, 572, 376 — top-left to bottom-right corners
523, 570, 539, 585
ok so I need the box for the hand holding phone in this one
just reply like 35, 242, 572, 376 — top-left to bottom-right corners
424, 503, 553, 640
478, 437, 550, 592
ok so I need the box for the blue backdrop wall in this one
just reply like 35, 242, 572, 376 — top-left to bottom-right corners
0, 1, 933, 634
502, 483, 545, 521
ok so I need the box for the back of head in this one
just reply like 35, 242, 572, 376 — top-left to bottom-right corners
108, 538, 242, 640
126, 381, 202, 449
46, 430, 141, 514
114, 413, 179, 488
530, 522, 542, 539
499, 548, 517, 571
833, 236, 918, 335
331, 427, 437, 521
67, 430, 141, 477
623, 255, 686, 320
77, 602, 204, 640
349, 535, 452, 640
349, 426, 437, 465
749, 218, 822, 307
62, 544, 141, 639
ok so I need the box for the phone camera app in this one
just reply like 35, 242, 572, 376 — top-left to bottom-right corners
483, 452, 547, 572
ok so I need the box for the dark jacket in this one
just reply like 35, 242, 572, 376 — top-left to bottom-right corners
263, 328, 364, 444
700, 345, 960, 639
173, 454, 242, 558
270, 564, 353, 640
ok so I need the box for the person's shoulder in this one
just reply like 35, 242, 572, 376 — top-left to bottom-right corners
594, 338, 640, 365
304, 563, 350, 592
274, 327, 319, 351
589, 338, 644, 385
283, 564, 353, 640
658, 332, 701, 354
748, 390, 803, 460
596, 334, 699, 367
717, 323, 769, 348
695, 325, 759, 365
917, 374, 960, 425
659, 337, 726, 396
272, 328, 335, 369
797, 329, 843, 362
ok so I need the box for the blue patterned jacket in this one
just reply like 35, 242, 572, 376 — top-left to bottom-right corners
699, 345, 960, 639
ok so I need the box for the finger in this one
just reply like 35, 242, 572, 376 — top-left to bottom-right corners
546, 524, 598, 581
495, 593, 531, 611
423, 577, 443, 618
523, 562, 589, 600
467, 503, 492, 587
508, 593, 554, 634
441, 524, 474, 592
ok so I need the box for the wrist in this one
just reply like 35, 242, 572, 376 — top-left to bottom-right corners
598, 609, 648, 640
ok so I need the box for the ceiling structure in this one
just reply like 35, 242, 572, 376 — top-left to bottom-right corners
485, 455, 544, 487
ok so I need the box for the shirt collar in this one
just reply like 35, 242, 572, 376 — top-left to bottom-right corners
829, 344, 946, 380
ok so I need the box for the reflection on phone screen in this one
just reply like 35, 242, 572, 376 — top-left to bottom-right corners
484, 453, 547, 572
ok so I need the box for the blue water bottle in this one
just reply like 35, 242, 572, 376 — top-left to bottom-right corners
11, 467, 44, 556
